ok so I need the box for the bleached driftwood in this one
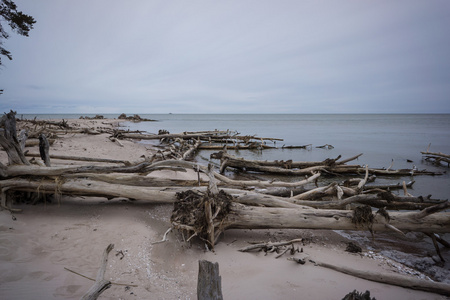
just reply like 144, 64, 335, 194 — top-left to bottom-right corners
24, 152, 131, 165
309, 259, 450, 296
81, 244, 114, 300
421, 145, 450, 167
216, 152, 442, 176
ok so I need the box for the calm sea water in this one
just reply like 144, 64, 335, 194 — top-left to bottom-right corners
23, 113, 450, 199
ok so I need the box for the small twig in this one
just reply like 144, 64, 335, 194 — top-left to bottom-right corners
386, 159, 394, 171
151, 227, 172, 245
64, 267, 138, 287
275, 247, 290, 259
186, 231, 198, 242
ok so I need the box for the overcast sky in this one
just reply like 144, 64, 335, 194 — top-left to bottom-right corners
1, 0, 449, 114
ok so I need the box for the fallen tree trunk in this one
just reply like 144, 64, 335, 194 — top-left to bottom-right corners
0, 178, 177, 208
24, 138, 56, 147
116, 131, 231, 141
24, 152, 131, 165
310, 259, 450, 296
421, 149, 450, 167
216, 152, 359, 172
17, 118, 71, 129
145, 159, 322, 189
223, 203, 450, 233
216, 152, 442, 176
0, 161, 150, 178
181, 139, 202, 160
199, 143, 275, 150
1, 157, 444, 212
171, 189, 450, 248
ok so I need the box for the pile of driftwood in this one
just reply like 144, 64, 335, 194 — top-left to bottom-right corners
1, 110, 450, 295
422, 144, 450, 167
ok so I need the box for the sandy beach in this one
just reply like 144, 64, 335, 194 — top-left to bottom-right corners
0, 119, 448, 300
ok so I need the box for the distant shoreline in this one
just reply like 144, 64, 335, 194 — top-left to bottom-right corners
13, 112, 450, 120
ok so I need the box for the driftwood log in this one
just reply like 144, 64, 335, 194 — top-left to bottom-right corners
309, 259, 450, 296
81, 244, 114, 300
215, 152, 443, 176
171, 187, 450, 249
421, 144, 450, 167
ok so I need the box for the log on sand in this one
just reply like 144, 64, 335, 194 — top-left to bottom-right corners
309, 259, 450, 296
171, 188, 450, 250
81, 244, 114, 300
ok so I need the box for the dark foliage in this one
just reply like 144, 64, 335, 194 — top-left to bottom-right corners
0, 0, 36, 65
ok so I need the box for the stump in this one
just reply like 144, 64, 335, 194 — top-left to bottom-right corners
197, 260, 223, 300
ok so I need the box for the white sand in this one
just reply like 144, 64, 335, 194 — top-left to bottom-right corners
0, 119, 448, 299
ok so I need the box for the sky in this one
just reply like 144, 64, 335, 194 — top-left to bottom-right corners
0, 0, 450, 114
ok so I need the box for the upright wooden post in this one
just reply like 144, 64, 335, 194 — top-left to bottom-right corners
39, 133, 51, 167
197, 260, 223, 300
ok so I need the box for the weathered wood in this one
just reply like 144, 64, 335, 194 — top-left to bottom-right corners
116, 131, 229, 141
421, 150, 450, 159
146, 159, 321, 189
224, 203, 450, 233
197, 260, 223, 300
310, 259, 450, 296
0, 178, 177, 204
23, 138, 55, 147
425, 233, 445, 262
18, 129, 28, 151
214, 170, 321, 189
361, 181, 415, 191
412, 201, 450, 219
64, 173, 205, 187
39, 134, 51, 167
0, 111, 30, 165
17, 118, 71, 129
217, 152, 351, 172
24, 152, 131, 165
81, 244, 114, 300
422, 150, 450, 166
218, 152, 442, 176
181, 139, 202, 160
281, 144, 312, 149
0, 161, 151, 178
172, 188, 450, 250
239, 238, 303, 252
199, 143, 275, 150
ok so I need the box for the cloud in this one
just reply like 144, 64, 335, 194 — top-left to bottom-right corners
1, 0, 449, 113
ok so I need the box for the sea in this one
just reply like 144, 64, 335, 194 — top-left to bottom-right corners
21, 113, 450, 280
23, 113, 450, 198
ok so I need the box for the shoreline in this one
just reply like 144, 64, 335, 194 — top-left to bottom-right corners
1, 118, 449, 299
